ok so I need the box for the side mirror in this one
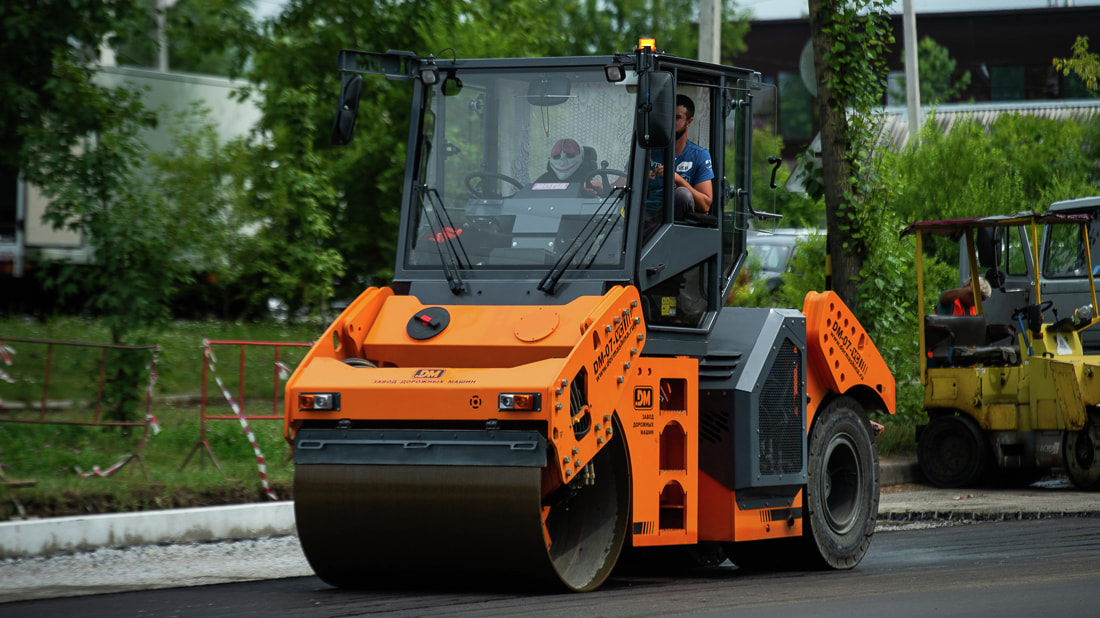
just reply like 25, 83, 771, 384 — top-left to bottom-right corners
636, 71, 674, 149
331, 74, 363, 146
976, 227, 999, 268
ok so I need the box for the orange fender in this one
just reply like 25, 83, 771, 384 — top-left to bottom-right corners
802, 291, 896, 420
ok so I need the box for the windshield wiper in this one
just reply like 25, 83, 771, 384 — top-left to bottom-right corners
420, 185, 470, 295
538, 187, 629, 295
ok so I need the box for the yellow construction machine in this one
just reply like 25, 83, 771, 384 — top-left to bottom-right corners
905, 212, 1100, 489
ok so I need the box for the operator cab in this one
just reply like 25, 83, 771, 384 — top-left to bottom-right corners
332, 41, 766, 341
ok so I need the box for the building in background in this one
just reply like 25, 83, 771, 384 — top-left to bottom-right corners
0, 66, 260, 280
734, 5, 1098, 159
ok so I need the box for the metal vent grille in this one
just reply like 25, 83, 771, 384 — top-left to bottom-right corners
758, 338, 803, 476
699, 405, 728, 445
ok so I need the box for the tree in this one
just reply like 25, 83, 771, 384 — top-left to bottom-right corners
807, 0, 895, 310
233, 86, 344, 317
240, 0, 754, 303
5, 2, 268, 416
0, 0, 147, 171
889, 36, 972, 105
165, 0, 257, 75
552, 0, 750, 59
1054, 36, 1100, 95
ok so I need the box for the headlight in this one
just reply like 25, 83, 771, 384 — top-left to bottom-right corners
498, 393, 541, 411
299, 392, 340, 411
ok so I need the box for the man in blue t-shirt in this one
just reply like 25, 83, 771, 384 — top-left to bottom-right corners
648, 94, 714, 219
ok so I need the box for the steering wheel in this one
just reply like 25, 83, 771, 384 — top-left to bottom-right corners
465, 172, 523, 199
582, 169, 628, 197
1012, 299, 1053, 320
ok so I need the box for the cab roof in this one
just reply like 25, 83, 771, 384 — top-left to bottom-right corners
900, 211, 1093, 239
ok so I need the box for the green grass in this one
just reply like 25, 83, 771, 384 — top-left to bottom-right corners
873, 379, 925, 458
0, 317, 320, 519
0, 317, 320, 403
0, 402, 295, 518
0, 315, 920, 520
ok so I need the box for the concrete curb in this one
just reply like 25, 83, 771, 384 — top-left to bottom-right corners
0, 502, 296, 559
880, 456, 921, 487
878, 509, 1100, 522
0, 459, 925, 560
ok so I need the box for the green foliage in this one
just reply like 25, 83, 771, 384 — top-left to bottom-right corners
729, 233, 826, 310
101, 348, 155, 425
147, 105, 261, 318
856, 209, 916, 378
810, 0, 895, 307
235, 86, 345, 318
165, 0, 257, 76
889, 120, 1026, 226
547, 0, 750, 58
988, 113, 1100, 204
874, 382, 922, 456
889, 113, 1099, 245
19, 57, 187, 344
240, 0, 427, 295
1054, 36, 1100, 94
0, 0, 148, 170
889, 36, 972, 105
775, 234, 827, 309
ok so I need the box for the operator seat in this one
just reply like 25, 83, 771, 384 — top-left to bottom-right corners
925, 314, 1019, 367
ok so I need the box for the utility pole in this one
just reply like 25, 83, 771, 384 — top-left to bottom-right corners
903, 0, 921, 144
698, 0, 721, 63
155, 0, 180, 72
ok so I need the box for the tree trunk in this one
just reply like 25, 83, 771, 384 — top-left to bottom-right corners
807, 0, 863, 310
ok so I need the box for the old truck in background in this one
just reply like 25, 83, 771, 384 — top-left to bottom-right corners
965, 196, 1100, 353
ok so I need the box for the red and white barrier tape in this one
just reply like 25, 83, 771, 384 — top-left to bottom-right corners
275, 360, 292, 381
0, 342, 15, 385
77, 347, 161, 477
146, 350, 160, 435
203, 338, 278, 501
77, 457, 131, 478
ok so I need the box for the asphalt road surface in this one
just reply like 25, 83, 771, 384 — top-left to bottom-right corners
3, 518, 1099, 617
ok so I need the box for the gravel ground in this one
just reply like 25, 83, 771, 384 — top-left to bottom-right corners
0, 520, 964, 604
0, 535, 313, 603
5, 472, 1097, 605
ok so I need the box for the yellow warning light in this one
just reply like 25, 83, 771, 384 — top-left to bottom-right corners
637, 38, 656, 51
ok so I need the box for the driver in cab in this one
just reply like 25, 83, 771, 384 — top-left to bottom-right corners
937, 277, 992, 315
532, 138, 600, 196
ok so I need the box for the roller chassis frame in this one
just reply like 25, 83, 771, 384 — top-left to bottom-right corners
285, 42, 896, 591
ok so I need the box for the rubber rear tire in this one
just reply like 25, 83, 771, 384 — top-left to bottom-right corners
800, 396, 879, 570
918, 413, 989, 488
724, 396, 878, 571
1064, 411, 1100, 491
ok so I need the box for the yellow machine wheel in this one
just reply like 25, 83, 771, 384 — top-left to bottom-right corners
918, 413, 989, 488
1064, 411, 1100, 491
